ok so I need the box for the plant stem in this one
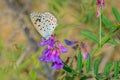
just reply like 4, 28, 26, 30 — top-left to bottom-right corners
99, 7, 102, 47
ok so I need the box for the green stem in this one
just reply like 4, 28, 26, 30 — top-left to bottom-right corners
99, 7, 102, 47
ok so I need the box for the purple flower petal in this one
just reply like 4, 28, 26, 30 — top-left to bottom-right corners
57, 41, 68, 53
42, 48, 49, 54
51, 50, 58, 62
84, 53, 90, 59
47, 34, 55, 47
39, 56, 52, 62
39, 56, 45, 61
64, 39, 74, 46
39, 41, 46, 46
60, 46, 68, 53
51, 62, 64, 70
52, 53, 62, 63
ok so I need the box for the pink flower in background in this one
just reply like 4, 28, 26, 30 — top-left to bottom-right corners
101, 0, 105, 7
96, 7, 101, 18
97, 0, 101, 6
97, 0, 104, 7
39, 34, 68, 70
81, 42, 89, 59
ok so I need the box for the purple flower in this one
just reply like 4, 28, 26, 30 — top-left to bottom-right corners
64, 39, 79, 50
81, 42, 89, 59
39, 34, 68, 70
64, 39, 75, 45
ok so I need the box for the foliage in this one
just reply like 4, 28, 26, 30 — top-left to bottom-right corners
0, 0, 120, 80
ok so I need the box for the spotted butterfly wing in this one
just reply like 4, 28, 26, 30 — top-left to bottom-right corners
30, 12, 57, 39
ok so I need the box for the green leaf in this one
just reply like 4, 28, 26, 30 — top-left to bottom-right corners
86, 56, 91, 73
77, 51, 82, 73
91, 0, 97, 5
29, 70, 37, 80
108, 39, 119, 46
94, 59, 100, 75
80, 30, 98, 43
104, 62, 112, 78
101, 15, 115, 28
48, 3, 59, 13
63, 65, 77, 76
114, 61, 119, 78
54, 0, 63, 8
112, 7, 120, 22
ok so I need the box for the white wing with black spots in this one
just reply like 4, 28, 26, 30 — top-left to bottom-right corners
30, 12, 57, 39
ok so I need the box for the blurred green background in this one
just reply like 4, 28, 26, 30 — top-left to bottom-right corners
0, 0, 120, 80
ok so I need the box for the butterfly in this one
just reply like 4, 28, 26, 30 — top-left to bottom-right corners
30, 12, 58, 40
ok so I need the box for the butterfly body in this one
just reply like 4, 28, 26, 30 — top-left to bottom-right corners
30, 12, 57, 39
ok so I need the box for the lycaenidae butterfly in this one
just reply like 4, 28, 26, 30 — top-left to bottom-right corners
30, 12, 58, 40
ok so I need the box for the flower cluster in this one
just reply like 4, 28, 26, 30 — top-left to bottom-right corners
39, 34, 68, 70
64, 39, 89, 59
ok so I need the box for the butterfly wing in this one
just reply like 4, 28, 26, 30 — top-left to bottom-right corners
30, 12, 57, 39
